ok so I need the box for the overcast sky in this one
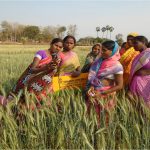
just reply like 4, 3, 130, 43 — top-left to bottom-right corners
0, 0, 150, 41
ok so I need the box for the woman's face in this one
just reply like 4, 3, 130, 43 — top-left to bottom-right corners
101, 46, 112, 59
50, 42, 63, 53
92, 45, 101, 56
127, 36, 134, 47
134, 40, 145, 52
63, 38, 75, 51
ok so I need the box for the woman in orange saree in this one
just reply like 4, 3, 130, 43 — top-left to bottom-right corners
120, 32, 140, 86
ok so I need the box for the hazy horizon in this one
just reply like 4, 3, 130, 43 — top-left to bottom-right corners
0, 0, 150, 41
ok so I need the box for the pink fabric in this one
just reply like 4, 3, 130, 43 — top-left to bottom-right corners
0, 95, 7, 106
97, 51, 121, 77
130, 75, 150, 103
88, 48, 123, 91
99, 51, 120, 70
59, 51, 80, 75
130, 48, 150, 103
119, 48, 125, 56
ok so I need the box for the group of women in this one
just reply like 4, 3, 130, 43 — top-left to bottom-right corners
0, 35, 81, 106
0, 33, 150, 121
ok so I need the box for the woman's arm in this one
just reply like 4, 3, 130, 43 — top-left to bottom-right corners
135, 69, 150, 76
102, 74, 123, 95
71, 66, 81, 77
29, 57, 50, 74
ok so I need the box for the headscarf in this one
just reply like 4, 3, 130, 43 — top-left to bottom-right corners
90, 43, 102, 52
128, 32, 139, 37
93, 42, 119, 74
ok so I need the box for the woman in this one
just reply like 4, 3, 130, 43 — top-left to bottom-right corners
119, 42, 127, 56
7, 38, 63, 103
86, 40, 123, 124
129, 36, 150, 108
81, 43, 102, 73
120, 32, 140, 86
59, 35, 81, 77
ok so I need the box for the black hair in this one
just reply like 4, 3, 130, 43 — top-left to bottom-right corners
50, 38, 63, 45
147, 42, 150, 48
127, 35, 135, 38
63, 35, 76, 44
134, 36, 148, 47
121, 42, 126, 48
102, 40, 115, 51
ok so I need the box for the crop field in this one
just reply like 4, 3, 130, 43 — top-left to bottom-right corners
0, 45, 150, 149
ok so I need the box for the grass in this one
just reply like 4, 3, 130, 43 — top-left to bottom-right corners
0, 45, 150, 149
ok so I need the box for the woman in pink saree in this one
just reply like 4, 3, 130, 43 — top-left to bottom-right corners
129, 36, 150, 108
86, 40, 123, 125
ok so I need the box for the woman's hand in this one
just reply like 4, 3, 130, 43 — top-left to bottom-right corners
87, 87, 102, 100
87, 86, 95, 97
54, 57, 61, 65
87, 56, 94, 64
47, 62, 58, 70
71, 70, 81, 77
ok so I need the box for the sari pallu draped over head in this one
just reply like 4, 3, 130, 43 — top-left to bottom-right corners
86, 42, 123, 125
87, 42, 123, 92
129, 48, 150, 106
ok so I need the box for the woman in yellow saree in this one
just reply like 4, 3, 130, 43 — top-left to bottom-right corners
120, 32, 140, 86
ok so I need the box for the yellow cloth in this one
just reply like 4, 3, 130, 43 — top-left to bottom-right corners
128, 32, 139, 37
59, 51, 80, 75
120, 47, 140, 85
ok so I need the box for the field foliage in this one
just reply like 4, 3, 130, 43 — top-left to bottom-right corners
0, 45, 150, 149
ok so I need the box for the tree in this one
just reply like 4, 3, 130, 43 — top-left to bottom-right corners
57, 26, 66, 38
67, 25, 77, 37
101, 27, 106, 38
115, 33, 124, 46
77, 36, 95, 46
42, 26, 57, 42
109, 26, 114, 39
1, 21, 12, 41
106, 25, 110, 39
96, 26, 100, 38
23, 26, 40, 40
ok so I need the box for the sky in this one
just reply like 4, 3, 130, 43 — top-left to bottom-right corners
0, 0, 150, 41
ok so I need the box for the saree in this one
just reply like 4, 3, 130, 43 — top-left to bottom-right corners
59, 51, 80, 76
129, 48, 150, 106
120, 47, 140, 85
10, 52, 63, 102
81, 52, 100, 73
11, 56, 52, 95
86, 42, 123, 123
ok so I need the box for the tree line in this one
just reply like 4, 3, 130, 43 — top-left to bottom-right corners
0, 21, 77, 44
0, 21, 124, 45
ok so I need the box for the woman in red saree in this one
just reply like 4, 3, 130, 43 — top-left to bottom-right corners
86, 40, 123, 125
6, 38, 63, 105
